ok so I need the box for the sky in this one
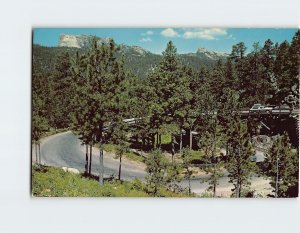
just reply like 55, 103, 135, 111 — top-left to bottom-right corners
33, 28, 298, 54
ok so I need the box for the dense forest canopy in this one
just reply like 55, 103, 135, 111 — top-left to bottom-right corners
32, 30, 299, 130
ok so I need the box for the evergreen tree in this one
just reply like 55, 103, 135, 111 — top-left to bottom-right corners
110, 120, 129, 180
208, 59, 226, 101
147, 41, 191, 151
145, 149, 168, 196
32, 93, 48, 164
181, 148, 193, 195
260, 39, 276, 104
128, 76, 154, 150
224, 59, 238, 92
288, 30, 300, 78
242, 43, 265, 105
263, 133, 299, 197
70, 51, 94, 174
49, 52, 73, 129
165, 159, 182, 192
230, 42, 247, 61
226, 120, 256, 197
32, 71, 49, 164
71, 38, 127, 185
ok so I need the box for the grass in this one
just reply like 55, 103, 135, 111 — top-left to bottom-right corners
103, 143, 145, 163
32, 165, 188, 197
190, 150, 205, 159
103, 144, 115, 153
125, 150, 145, 163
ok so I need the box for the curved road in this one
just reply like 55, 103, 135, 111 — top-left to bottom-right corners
34, 131, 271, 196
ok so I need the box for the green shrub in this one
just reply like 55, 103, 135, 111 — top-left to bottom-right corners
161, 134, 171, 145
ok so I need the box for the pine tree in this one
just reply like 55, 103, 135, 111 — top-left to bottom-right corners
230, 42, 247, 61
271, 40, 290, 104
260, 39, 276, 104
70, 51, 93, 174
197, 116, 224, 197
283, 30, 300, 108
181, 148, 193, 195
224, 59, 238, 91
49, 52, 73, 129
110, 120, 129, 180
263, 133, 298, 197
226, 120, 256, 197
165, 159, 182, 192
208, 59, 226, 101
71, 38, 127, 185
242, 43, 265, 105
145, 149, 168, 196
147, 41, 191, 150
32, 71, 49, 164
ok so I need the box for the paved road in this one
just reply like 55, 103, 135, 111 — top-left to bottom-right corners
35, 131, 271, 196
38, 131, 146, 180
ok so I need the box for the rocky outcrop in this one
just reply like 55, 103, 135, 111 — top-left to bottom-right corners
59, 34, 110, 48
195, 47, 228, 60
58, 34, 150, 57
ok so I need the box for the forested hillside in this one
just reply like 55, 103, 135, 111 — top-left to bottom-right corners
32, 30, 299, 197
33, 41, 224, 79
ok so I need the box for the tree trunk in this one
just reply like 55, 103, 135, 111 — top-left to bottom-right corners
35, 143, 38, 164
89, 144, 92, 175
38, 143, 41, 164
188, 170, 191, 196
236, 147, 241, 198
140, 136, 145, 156
156, 132, 159, 148
152, 134, 155, 149
189, 128, 192, 150
179, 130, 183, 153
171, 134, 175, 162
226, 142, 229, 156
236, 179, 240, 198
212, 132, 217, 198
99, 130, 104, 185
275, 151, 279, 198
159, 134, 161, 147
213, 163, 217, 198
85, 144, 89, 174
118, 155, 122, 180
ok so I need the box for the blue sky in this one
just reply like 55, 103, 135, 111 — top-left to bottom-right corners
33, 28, 298, 54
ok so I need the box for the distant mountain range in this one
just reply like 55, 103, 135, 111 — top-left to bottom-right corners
33, 34, 228, 78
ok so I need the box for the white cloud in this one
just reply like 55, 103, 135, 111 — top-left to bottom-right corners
139, 37, 152, 42
141, 30, 154, 36
183, 28, 228, 40
146, 30, 153, 35
161, 28, 179, 38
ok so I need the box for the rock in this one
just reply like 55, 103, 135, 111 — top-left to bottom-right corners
62, 166, 80, 174
59, 34, 111, 48
66, 167, 80, 174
